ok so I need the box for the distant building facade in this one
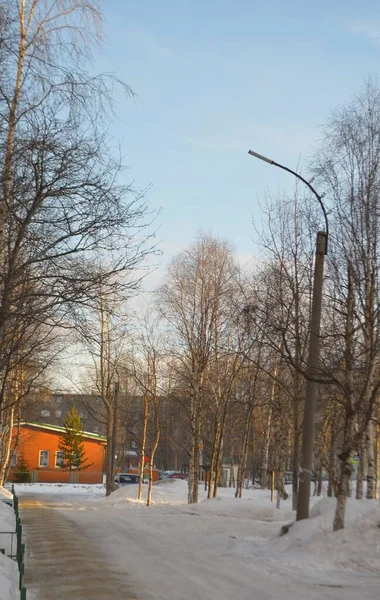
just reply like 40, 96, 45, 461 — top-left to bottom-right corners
23, 393, 106, 436
9, 422, 106, 484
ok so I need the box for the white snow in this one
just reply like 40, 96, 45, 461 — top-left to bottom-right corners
16, 480, 380, 599
13, 482, 105, 496
0, 487, 13, 502
278, 496, 380, 573
0, 497, 18, 600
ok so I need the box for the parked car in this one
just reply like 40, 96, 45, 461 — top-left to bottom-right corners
113, 473, 140, 488
168, 473, 187, 480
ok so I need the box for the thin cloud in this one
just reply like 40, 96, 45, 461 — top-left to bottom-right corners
348, 22, 380, 43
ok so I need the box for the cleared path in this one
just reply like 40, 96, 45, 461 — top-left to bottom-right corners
20, 496, 140, 600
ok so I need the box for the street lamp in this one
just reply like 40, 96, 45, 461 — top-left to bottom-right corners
248, 149, 328, 521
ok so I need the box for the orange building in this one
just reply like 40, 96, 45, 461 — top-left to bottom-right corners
9, 422, 106, 484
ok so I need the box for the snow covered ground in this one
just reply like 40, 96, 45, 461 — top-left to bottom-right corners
12, 482, 105, 496
0, 488, 18, 600
13, 480, 380, 599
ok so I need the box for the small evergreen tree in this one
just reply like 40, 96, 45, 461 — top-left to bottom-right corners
13, 453, 31, 483
58, 406, 93, 471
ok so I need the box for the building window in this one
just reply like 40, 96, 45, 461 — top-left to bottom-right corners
39, 450, 49, 467
79, 412, 88, 420
41, 410, 50, 417
55, 410, 62, 418
131, 440, 137, 449
93, 425, 100, 434
11, 451, 18, 467
55, 451, 65, 467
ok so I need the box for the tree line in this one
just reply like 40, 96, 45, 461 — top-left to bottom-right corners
109, 81, 380, 530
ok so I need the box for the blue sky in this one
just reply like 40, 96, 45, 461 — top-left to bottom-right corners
93, 0, 380, 288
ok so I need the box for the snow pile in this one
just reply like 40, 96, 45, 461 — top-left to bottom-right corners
14, 483, 105, 496
0, 552, 18, 600
101, 479, 189, 507
278, 497, 380, 572
0, 487, 13, 502
0, 501, 18, 600
101, 484, 145, 507
102, 479, 297, 520
0, 501, 15, 555
183, 495, 294, 523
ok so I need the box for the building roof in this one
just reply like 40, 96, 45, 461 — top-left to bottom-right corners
20, 422, 107, 443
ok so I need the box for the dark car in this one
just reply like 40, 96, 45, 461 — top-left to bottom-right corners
114, 473, 140, 488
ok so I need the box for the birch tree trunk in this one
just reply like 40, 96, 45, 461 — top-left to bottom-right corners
0, 406, 14, 486
207, 418, 219, 499
327, 419, 337, 498
375, 424, 380, 500
315, 460, 323, 497
333, 263, 355, 531
356, 434, 366, 500
366, 420, 376, 499
291, 371, 301, 510
333, 413, 355, 531
138, 393, 149, 502
235, 408, 251, 499
105, 404, 117, 497
188, 401, 201, 504
147, 396, 160, 507
261, 404, 272, 490
213, 434, 224, 498
261, 362, 276, 490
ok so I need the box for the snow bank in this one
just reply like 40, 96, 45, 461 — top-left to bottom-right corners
0, 553, 18, 600
0, 487, 12, 502
104, 478, 291, 509
0, 501, 15, 555
278, 497, 380, 573
100, 479, 189, 507
102, 479, 296, 524
0, 501, 18, 600
13, 483, 105, 496
183, 496, 294, 523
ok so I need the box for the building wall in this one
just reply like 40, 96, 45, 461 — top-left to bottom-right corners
9, 426, 106, 484
22, 394, 107, 436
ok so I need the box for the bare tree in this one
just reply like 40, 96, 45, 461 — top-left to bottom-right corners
251, 194, 315, 508
159, 234, 238, 503
313, 80, 380, 529
0, 0, 155, 480
77, 280, 130, 495
126, 311, 166, 505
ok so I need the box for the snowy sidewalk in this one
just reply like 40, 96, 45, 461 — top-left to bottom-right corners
20, 496, 139, 600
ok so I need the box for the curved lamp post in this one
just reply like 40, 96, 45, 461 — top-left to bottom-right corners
248, 149, 328, 521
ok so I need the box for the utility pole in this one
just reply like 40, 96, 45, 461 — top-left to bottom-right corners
296, 231, 327, 519
247, 149, 328, 521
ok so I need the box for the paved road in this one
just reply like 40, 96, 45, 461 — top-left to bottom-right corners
20, 496, 140, 600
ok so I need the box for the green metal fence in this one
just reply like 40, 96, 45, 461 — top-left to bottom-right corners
11, 486, 27, 600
